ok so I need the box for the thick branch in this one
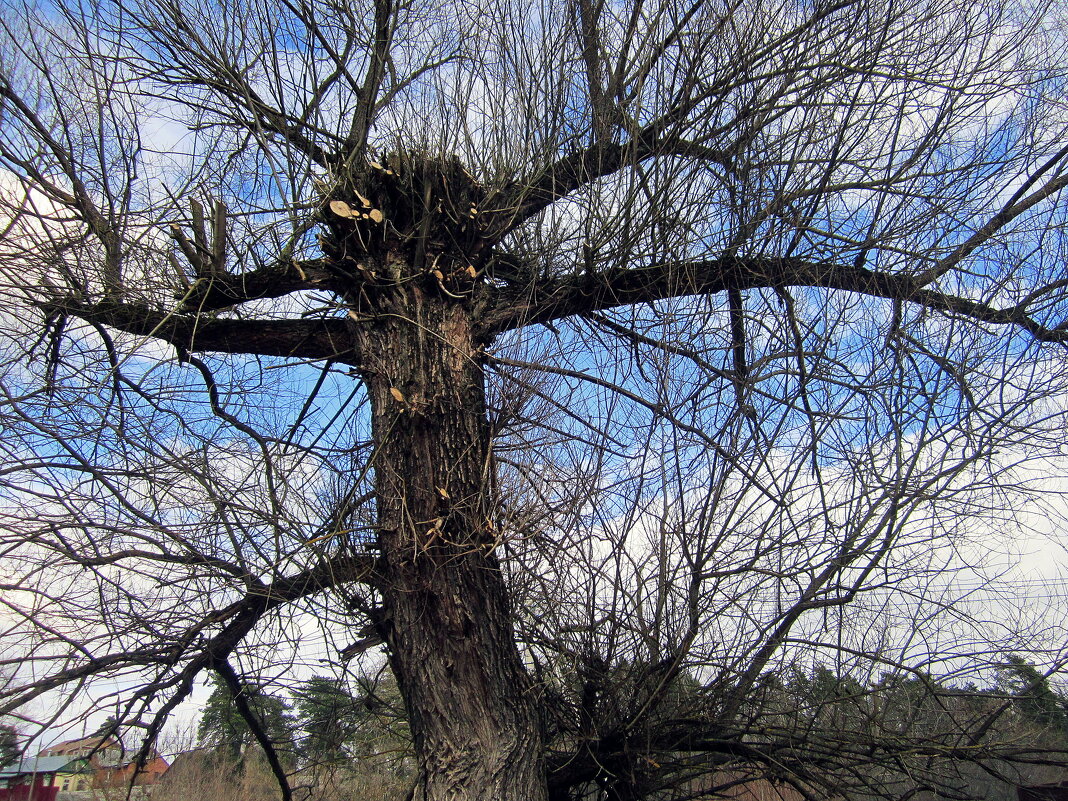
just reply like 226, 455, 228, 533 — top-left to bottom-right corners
177, 260, 338, 313
44, 298, 358, 364
215, 660, 293, 801
479, 257, 1068, 344
495, 132, 730, 237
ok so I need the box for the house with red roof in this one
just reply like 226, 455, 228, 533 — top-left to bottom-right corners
7, 737, 170, 800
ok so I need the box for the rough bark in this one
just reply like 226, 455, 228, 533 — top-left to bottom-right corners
352, 268, 546, 801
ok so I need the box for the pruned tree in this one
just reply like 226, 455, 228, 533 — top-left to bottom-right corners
2, 0, 1068, 799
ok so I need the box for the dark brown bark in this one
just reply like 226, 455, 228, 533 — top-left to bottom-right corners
352, 272, 546, 801
41, 298, 357, 364
479, 255, 1068, 342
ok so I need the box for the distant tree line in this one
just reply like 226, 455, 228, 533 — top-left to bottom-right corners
188, 657, 1068, 801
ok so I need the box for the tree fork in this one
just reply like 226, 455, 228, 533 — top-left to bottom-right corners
355, 284, 547, 801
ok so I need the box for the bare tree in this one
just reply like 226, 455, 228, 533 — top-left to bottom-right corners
2, 0, 1068, 799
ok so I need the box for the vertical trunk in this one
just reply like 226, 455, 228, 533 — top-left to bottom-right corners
356, 287, 546, 801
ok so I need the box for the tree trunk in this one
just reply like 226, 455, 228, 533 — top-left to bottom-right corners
355, 282, 546, 801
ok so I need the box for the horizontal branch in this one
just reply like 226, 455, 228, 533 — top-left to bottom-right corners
479, 257, 1068, 345
44, 298, 358, 364
178, 259, 339, 313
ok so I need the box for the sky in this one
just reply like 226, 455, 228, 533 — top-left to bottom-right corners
4, 0, 1068, 765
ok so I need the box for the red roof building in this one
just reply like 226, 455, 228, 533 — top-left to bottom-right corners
92, 756, 170, 791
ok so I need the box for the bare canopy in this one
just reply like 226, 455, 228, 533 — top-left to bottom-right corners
2, 0, 1068, 798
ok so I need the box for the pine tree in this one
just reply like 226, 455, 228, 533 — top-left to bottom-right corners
198, 675, 295, 763
998, 655, 1068, 735
292, 676, 360, 766
91, 716, 120, 740
0, 724, 20, 769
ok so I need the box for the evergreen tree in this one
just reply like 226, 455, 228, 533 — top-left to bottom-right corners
198, 674, 295, 762
292, 676, 360, 766
91, 715, 120, 740
997, 654, 1068, 735
0, 724, 20, 769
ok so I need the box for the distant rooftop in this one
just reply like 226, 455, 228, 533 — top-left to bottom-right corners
40, 735, 118, 756
0, 755, 86, 777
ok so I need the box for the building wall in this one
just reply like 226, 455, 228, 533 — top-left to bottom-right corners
0, 776, 59, 801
